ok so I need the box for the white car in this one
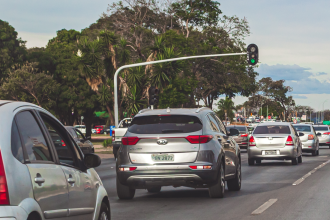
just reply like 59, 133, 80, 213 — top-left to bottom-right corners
74, 125, 86, 134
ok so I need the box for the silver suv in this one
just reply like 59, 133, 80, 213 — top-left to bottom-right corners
0, 101, 110, 220
116, 107, 242, 199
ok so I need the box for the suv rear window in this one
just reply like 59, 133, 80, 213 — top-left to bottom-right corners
314, 126, 329, 131
128, 115, 202, 134
254, 125, 291, 134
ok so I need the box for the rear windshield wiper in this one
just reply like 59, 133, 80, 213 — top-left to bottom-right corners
162, 129, 184, 133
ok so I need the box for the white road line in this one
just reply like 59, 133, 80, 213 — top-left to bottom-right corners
292, 159, 330, 186
251, 199, 278, 215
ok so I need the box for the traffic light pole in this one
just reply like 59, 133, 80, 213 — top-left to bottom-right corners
114, 52, 247, 127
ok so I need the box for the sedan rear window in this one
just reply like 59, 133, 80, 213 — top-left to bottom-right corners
226, 126, 246, 132
254, 125, 291, 134
314, 126, 329, 131
128, 115, 202, 134
293, 126, 311, 132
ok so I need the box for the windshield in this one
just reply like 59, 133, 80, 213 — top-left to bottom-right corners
128, 115, 202, 134
314, 126, 329, 131
293, 125, 311, 132
254, 125, 291, 134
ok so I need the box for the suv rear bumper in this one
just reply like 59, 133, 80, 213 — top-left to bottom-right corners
0, 206, 28, 220
117, 166, 218, 188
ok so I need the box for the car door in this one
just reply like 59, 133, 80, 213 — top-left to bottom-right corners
14, 110, 69, 219
212, 114, 237, 176
38, 112, 97, 220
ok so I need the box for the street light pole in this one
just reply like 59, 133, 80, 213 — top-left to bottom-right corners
322, 100, 328, 122
113, 52, 247, 127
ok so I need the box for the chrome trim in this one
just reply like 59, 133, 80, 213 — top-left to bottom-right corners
135, 165, 192, 170
127, 174, 202, 182
68, 208, 95, 216
44, 209, 68, 218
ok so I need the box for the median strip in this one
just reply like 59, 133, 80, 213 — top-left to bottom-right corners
251, 199, 278, 215
292, 159, 330, 186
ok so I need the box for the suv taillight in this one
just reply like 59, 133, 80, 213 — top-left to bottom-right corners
112, 130, 115, 141
249, 136, 256, 146
286, 135, 294, 146
0, 151, 9, 205
122, 137, 140, 145
186, 135, 213, 144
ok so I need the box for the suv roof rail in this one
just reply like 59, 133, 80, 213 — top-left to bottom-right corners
195, 107, 211, 113
137, 109, 153, 114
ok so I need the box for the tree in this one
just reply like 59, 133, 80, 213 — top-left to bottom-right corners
0, 20, 26, 80
215, 97, 236, 122
0, 62, 58, 108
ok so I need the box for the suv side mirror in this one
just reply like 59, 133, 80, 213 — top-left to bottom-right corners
228, 128, 240, 136
299, 132, 304, 137
84, 154, 101, 169
317, 132, 322, 136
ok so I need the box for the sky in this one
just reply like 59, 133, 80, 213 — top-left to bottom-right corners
1, 0, 330, 111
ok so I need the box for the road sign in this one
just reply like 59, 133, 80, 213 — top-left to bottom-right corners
301, 115, 306, 121
268, 116, 271, 119
293, 119, 297, 124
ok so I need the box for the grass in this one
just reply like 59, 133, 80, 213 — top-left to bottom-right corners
91, 141, 103, 145
96, 151, 113, 154
91, 134, 110, 137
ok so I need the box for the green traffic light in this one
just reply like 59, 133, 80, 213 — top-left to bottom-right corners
251, 59, 255, 63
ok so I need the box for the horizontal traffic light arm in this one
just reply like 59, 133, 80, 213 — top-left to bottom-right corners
114, 52, 247, 127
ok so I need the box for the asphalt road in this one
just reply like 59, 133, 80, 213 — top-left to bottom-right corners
95, 147, 330, 220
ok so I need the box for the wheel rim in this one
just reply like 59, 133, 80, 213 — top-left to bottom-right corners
237, 163, 241, 186
100, 212, 108, 220
221, 165, 225, 193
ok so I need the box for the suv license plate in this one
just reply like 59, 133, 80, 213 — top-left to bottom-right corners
151, 154, 174, 162
265, 150, 277, 155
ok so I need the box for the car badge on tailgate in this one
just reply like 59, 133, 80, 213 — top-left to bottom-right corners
268, 137, 273, 140
157, 139, 168, 145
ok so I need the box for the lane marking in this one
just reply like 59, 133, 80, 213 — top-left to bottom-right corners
292, 159, 330, 186
251, 199, 278, 215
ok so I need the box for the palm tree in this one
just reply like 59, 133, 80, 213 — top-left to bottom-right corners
216, 97, 236, 122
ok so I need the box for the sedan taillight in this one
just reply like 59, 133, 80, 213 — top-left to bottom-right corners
323, 132, 330, 135
241, 134, 248, 137
112, 130, 115, 141
286, 135, 294, 146
308, 134, 314, 140
249, 136, 256, 146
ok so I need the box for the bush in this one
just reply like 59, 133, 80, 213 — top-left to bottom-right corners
102, 139, 112, 148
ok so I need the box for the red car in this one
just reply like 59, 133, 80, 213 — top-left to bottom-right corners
94, 125, 104, 134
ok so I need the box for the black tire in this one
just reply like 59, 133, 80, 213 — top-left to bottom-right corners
317, 149, 320, 156
256, 159, 261, 164
209, 162, 225, 198
147, 186, 161, 193
227, 160, 241, 191
292, 157, 298, 165
312, 150, 317, 156
248, 158, 254, 166
298, 155, 302, 163
116, 176, 135, 199
98, 202, 111, 220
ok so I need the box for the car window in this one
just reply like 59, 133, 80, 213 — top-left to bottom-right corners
128, 115, 202, 134
293, 125, 311, 132
75, 129, 85, 139
212, 114, 227, 134
254, 125, 291, 134
207, 114, 220, 132
15, 111, 52, 162
67, 128, 78, 138
40, 114, 78, 167
314, 126, 329, 131
11, 120, 25, 163
120, 120, 131, 128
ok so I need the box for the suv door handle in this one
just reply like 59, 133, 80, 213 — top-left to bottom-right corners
67, 178, 75, 184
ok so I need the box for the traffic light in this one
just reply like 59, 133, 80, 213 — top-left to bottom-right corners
148, 86, 159, 106
247, 44, 258, 65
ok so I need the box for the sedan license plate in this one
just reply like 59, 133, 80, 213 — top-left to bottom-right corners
265, 150, 277, 155
151, 154, 174, 162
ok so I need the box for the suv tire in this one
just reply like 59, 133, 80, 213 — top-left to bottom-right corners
227, 161, 241, 191
98, 202, 110, 220
292, 157, 298, 165
116, 176, 135, 199
248, 158, 254, 166
208, 162, 225, 198
298, 155, 302, 163
312, 150, 317, 156
147, 186, 161, 193
256, 159, 261, 164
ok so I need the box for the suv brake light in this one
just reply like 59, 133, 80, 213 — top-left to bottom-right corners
122, 137, 140, 145
249, 136, 256, 146
0, 151, 9, 205
286, 135, 294, 145
186, 135, 213, 144
308, 134, 314, 140
112, 130, 115, 141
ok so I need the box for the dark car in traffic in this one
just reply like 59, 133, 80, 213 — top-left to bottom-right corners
226, 125, 249, 149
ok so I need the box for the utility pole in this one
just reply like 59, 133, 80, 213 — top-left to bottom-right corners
267, 105, 268, 121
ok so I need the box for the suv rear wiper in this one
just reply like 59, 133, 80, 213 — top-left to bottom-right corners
162, 129, 184, 133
